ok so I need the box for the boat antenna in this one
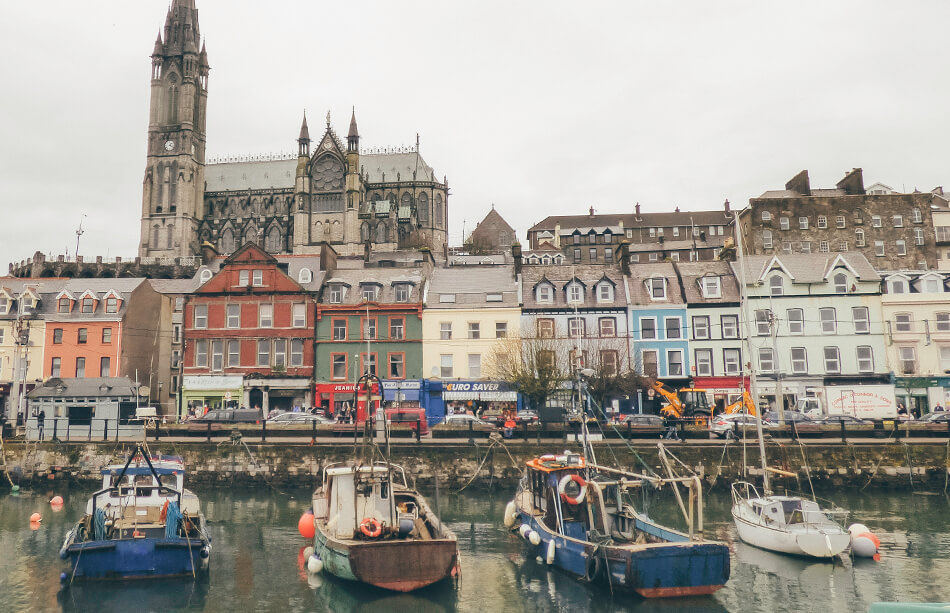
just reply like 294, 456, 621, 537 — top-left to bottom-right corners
733, 211, 770, 496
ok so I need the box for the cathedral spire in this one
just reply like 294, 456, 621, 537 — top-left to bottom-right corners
298, 111, 310, 157
152, 31, 163, 57
347, 107, 359, 153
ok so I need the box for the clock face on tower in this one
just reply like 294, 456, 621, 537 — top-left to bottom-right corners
164, 140, 175, 151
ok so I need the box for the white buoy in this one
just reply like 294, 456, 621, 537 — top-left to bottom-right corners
519, 524, 532, 540
535, 556, 543, 564
307, 554, 323, 574
503, 501, 518, 527
848, 523, 870, 537
851, 535, 878, 558
546, 539, 556, 565
528, 530, 541, 546
303, 546, 314, 561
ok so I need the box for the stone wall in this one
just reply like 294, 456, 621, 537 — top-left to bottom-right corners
3, 440, 948, 491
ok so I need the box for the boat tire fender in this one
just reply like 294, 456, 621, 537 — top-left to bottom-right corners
559, 474, 587, 505
360, 517, 383, 538
585, 553, 603, 583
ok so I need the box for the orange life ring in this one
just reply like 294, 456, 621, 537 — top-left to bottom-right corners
360, 517, 382, 538
160, 499, 169, 522
558, 474, 588, 505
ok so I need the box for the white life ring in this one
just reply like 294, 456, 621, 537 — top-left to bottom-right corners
558, 474, 587, 505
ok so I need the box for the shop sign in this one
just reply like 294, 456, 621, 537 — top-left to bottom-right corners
182, 375, 243, 391
444, 382, 508, 392
316, 383, 358, 393
382, 380, 421, 390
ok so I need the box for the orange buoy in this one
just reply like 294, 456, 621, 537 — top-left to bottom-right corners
29, 521, 40, 531
50, 496, 64, 506
298, 511, 315, 539
29, 512, 42, 523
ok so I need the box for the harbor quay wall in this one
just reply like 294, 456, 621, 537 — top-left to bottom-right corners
2, 440, 949, 491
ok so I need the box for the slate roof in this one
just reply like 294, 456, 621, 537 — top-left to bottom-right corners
362, 152, 438, 184
529, 209, 733, 233
28, 377, 140, 399
675, 261, 741, 304
426, 266, 519, 308
730, 253, 880, 285
627, 263, 685, 306
322, 267, 426, 305
521, 265, 628, 310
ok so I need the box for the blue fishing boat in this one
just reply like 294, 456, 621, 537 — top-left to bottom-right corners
59, 444, 211, 581
505, 449, 730, 598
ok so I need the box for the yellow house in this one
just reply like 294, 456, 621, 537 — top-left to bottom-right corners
0, 283, 47, 422
422, 266, 521, 382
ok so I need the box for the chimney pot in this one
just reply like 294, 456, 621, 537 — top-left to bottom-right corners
589, 207, 594, 216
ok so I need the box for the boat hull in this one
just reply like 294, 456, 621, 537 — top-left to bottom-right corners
314, 526, 458, 592
62, 537, 210, 580
514, 510, 729, 598
732, 504, 851, 558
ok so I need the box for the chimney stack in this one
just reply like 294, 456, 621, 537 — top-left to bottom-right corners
618, 242, 630, 276
635, 203, 642, 221
363, 239, 371, 264
724, 199, 731, 214
511, 243, 522, 278
589, 207, 595, 217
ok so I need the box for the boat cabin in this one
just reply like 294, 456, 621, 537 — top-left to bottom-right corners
751, 496, 834, 529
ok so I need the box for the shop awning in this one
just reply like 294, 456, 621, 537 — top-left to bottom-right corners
443, 390, 518, 401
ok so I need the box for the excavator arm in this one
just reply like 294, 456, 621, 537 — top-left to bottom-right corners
724, 391, 757, 417
652, 381, 684, 418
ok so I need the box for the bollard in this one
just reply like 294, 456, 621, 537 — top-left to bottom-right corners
88, 422, 93, 442
261, 418, 267, 442
523, 421, 528, 441
734, 421, 739, 439
791, 419, 798, 441
312, 419, 317, 444
154, 419, 161, 441
416, 418, 422, 443
840, 419, 847, 443
207, 421, 212, 442
52, 419, 58, 441
468, 420, 474, 444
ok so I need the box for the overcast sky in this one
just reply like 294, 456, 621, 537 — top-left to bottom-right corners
2, 1, 949, 271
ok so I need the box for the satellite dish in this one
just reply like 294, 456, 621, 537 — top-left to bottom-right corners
137, 385, 150, 397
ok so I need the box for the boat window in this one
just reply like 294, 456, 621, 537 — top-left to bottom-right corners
380, 481, 388, 499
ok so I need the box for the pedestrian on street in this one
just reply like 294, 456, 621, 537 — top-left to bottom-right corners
36, 409, 45, 441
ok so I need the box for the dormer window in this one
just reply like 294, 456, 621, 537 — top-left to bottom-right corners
361, 285, 379, 302
20, 299, 33, 315
0, 298, 8, 315
58, 297, 71, 313
769, 275, 784, 296
567, 282, 584, 304
199, 269, 213, 283
647, 277, 666, 300
105, 297, 118, 313
833, 272, 848, 294
924, 277, 943, 293
81, 297, 95, 313
298, 268, 313, 284
394, 283, 411, 303
700, 276, 721, 298
536, 284, 553, 303
596, 283, 613, 302
888, 278, 908, 294
328, 284, 345, 304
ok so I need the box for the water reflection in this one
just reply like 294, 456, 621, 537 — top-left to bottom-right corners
58, 577, 209, 612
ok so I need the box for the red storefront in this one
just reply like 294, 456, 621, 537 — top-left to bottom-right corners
315, 383, 357, 415
691, 376, 750, 413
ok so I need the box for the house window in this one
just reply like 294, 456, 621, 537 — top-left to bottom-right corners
77, 328, 87, 344
81, 297, 94, 313
896, 240, 907, 256
486, 293, 503, 302
211, 340, 224, 371
667, 350, 684, 376
893, 215, 903, 228
642, 350, 659, 377
390, 317, 405, 340
641, 318, 657, 339
695, 349, 712, 376
75, 357, 86, 378
937, 312, 950, 332
894, 313, 912, 332
791, 347, 807, 374
495, 322, 508, 338
361, 285, 379, 302
898, 346, 916, 374
823, 346, 841, 373
194, 304, 208, 328
239, 270, 249, 286
787, 308, 804, 334
589, 248, 598, 263
758, 348, 774, 372
227, 304, 241, 328
818, 240, 829, 253
172, 349, 181, 369
252, 270, 263, 286
820, 307, 837, 333
363, 318, 377, 340
648, 278, 666, 300
536, 284, 553, 303
195, 339, 208, 367
290, 339, 303, 367
440, 322, 452, 340
331, 354, 347, 380
723, 348, 740, 375
53, 328, 63, 344
597, 284, 613, 302
853, 307, 870, 334
833, 273, 848, 294
817, 215, 827, 229
228, 340, 240, 367
856, 346, 874, 373
105, 297, 118, 313
568, 317, 586, 338
604, 249, 613, 263
274, 340, 287, 367
573, 248, 582, 263
755, 310, 771, 335
889, 278, 908, 294
913, 208, 923, 223
782, 242, 792, 254
836, 216, 846, 229
693, 315, 709, 340
915, 228, 925, 246
58, 297, 70, 313
670, 252, 680, 262
769, 275, 784, 296
394, 284, 411, 302
332, 319, 347, 341
468, 354, 482, 378
293, 303, 306, 327
649, 253, 658, 262
941, 347, 950, 373
599, 350, 618, 376
102, 328, 112, 343
721, 315, 738, 339
259, 304, 273, 327
799, 217, 809, 230
762, 230, 773, 249
468, 322, 481, 339
779, 217, 790, 230
856, 229, 865, 246
567, 283, 584, 304
672, 227, 680, 238
51, 357, 61, 377
440, 354, 453, 378
800, 241, 811, 253
172, 324, 182, 343
537, 319, 555, 338
257, 340, 271, 366
872, 215, 882, 228
599, 317, 616, 337
700, 277, 721, 298
389, 353, 405, 379
359, 352, 376, 375
762, 211, 772, 222
100, 356, 111, 377
940, 227, 950, 242
328, 285, 344, 303
649, 227, 657, 237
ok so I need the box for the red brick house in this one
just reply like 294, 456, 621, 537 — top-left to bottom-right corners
181, 243, 316, 414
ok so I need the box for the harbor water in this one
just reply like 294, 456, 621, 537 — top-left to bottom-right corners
2, 483, 949, 612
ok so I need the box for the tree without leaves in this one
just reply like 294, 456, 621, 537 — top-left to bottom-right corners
485, 335, 569, 411
580, 338, 652, 416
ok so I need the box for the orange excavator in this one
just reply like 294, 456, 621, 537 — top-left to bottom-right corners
723, 390, 757, 417
653, 381, 714, 424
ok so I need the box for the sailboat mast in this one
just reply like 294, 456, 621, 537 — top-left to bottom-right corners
732, 212, 770, 495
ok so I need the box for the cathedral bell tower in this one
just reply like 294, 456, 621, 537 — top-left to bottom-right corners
139, 0, 209, 258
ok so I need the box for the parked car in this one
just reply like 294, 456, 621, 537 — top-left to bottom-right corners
761, 411, 815, 427
812, 415, 871, 425
621, 414, 665, 427
443, 414, 491, 426
385, 407, 429, 435
709, 413, 760, 439
191, 408, 263, 423
268, 412, 333, 424
918, 411, 950, 423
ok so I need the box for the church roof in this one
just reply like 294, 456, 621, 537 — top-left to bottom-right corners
205, 159, 297, 192
362, 152, 438, 184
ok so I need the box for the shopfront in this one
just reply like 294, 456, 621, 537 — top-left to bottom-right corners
180, 375, 244, 419
382, 380, 421, 406
244, 377, 312, 413
440, 381, 522, 418
315, 383, 357, 416
691, 376, 751, 413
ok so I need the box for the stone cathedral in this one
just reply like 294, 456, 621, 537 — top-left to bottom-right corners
139, 0, 450, 259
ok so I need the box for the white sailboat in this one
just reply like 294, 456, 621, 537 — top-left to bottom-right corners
729, 214, 851, 559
